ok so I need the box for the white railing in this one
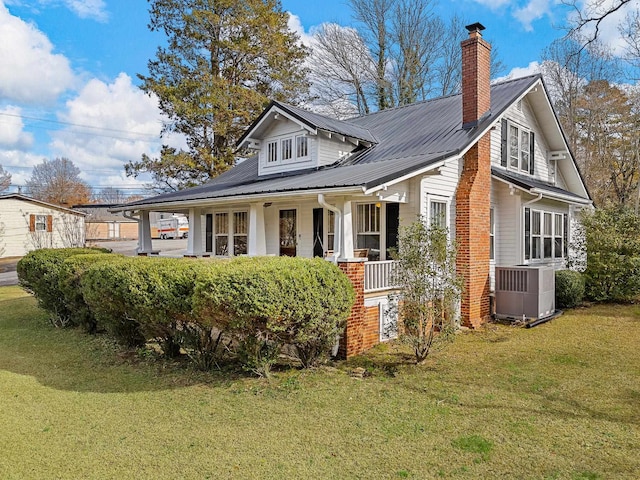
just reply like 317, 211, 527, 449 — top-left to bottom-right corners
364, 260, 399, 293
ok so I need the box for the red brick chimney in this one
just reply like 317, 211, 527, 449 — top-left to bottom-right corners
456, 22, 492, 328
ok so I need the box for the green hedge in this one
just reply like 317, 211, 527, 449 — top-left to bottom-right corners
17, 247, 112, 326
555, 270, 585, 310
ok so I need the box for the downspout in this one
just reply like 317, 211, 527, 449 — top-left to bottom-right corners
318, 194, 341, 261
523, 192, 543, 206
122, 210, 139, 221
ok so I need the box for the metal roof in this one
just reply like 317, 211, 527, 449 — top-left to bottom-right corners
122, 75, 542, 210
491, 166, 591, 203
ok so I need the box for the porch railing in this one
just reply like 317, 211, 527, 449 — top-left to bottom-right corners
364, 260, 399, 293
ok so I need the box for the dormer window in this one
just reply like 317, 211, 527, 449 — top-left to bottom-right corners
501, 119, 535, 175
296, 136, 308, 158
282, 138, 292, 160
267, 141, 278, 163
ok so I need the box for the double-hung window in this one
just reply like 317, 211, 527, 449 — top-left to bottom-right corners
281, 138, 292, 161
490, 207, 495, 261
214, 213, 229, 256
524, 208, 567, 261
429, 200, 447, 228
502, 119, 535, 175
267, 141, 278, 163
233, 211, 248, 255
356, 203, 381, 260
327, 209, 335, 251
35, 215, 47, 231
296, 136, 308, 159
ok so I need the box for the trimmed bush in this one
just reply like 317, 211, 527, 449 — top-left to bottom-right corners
194, 256, 354, 373
555, 270, 585, 309
17, 247, 111, 326
58, 253, 121, 333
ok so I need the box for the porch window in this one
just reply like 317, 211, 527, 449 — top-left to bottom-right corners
356, 203, 381, 261
233, 211, 248, 255
214, 213, 229, 256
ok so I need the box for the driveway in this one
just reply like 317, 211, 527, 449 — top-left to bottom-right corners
0, 239, 188, 287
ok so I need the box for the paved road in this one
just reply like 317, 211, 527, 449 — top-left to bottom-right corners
0, 239, 188, 287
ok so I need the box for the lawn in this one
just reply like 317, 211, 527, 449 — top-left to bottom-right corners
0, 285, 638, 479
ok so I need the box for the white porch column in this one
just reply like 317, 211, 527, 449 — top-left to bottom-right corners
137, 210, 153, 254
185, 207, 203, 256
340, 199, 354, 258
248, 203, 266, 256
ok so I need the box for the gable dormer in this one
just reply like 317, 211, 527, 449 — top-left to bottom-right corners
237, 102, 377, 176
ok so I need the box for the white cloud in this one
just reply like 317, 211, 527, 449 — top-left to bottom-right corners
495, 61, 541, 82
63, 0, 108, 22
0, 149, 45, 185
470, 0, 512, 9
0, 106, 33, 149
514, 0, 551, 31
287, 12, 314, 47
50, 73, 185, 186
0, 2, 76, 105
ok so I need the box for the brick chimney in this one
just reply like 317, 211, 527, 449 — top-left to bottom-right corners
456, 22, 492, 328
461, 22, 491, 128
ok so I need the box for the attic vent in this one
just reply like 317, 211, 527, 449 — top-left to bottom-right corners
516, 100, 523, 111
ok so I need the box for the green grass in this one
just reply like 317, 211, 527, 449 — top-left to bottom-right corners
1, 285, 639, 479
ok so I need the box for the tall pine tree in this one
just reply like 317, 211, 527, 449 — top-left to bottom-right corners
128, 0, 309, 191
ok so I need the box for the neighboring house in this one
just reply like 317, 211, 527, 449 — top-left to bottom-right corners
0, 194, 85, 258
113, 23, 592, 357
73, 204, 138, 241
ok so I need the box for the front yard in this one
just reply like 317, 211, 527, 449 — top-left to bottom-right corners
0, 285, 638, 479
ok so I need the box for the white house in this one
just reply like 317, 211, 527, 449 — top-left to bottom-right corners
0, 194, 86, 258
113, 23, 591, 357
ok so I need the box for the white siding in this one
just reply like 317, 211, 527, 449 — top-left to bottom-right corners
420, 159, 461, 236
258, 118, 315, 176
316, 135, 357, 168
0, 198, 85, 258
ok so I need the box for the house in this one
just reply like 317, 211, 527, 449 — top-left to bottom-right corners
0, 193, 86, 258
113, 23, 592, 357
73, 204, 139, 241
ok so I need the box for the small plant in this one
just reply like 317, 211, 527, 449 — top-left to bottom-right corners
555, 270, 585, 309
451, 434, 494, 462
391, 219, 461, 364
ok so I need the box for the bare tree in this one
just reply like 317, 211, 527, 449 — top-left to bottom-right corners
26, 158, 91, 207
95, 186, 134, 205
308, 24, 377, 117
56, 215, 85, 248
562, 0, 634, 50
0, 165, 10, 192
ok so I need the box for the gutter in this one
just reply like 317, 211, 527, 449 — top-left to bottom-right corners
317, 194, 341, 260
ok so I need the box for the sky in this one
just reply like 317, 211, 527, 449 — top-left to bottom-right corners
0, 0, 633, 197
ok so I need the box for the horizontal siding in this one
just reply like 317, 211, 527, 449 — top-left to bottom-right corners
420, 159, 461, 237
0, 198, 84, 258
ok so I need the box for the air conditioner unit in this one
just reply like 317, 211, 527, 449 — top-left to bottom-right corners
495, 266, 555, 320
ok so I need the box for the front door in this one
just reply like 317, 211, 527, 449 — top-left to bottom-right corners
279, 209, 297, 256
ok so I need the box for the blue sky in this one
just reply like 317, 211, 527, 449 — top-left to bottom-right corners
0, 0, 629, 195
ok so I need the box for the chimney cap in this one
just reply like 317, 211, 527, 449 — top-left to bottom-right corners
465, 22, 486, 34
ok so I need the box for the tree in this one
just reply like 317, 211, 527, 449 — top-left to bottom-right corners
562, 0, 634, 51
94, 186, 143, 204
0, 165, 10, 192
26, 158, 91, 207
128, 0, 310, 192
391, 219, 461, 364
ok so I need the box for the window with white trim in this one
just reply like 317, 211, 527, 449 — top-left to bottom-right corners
429, 200, 447, 228
327, 209, 335, 251
356, 203, 381, 261
214, 213, 229, 256
296, 135, 308, 158
267, 141, 278, 163
524, 208, 566, 261
35, 215, 47, 231
233, 211, 248, 255
490, 207, 495, 261
281, 138, 292, 161
502, 119, 535, 175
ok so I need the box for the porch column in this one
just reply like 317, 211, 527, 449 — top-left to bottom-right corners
338, 198, 354, 259
185, 207, 203, 256
137, 210, 153, 254
248, 202, 266, 256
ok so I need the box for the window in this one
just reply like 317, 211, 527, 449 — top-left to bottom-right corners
35, 215, 47, 231
214, 213, 229, 256
267, 141, 278, 163
524, 208, 566, 261
327, 209, 335, 251
502, 119, 534, 175
233, 211, 248, 255
429, 200, 447, 228
490, 208, 495, 261
296, 136, 308, 158
356, 203, 381, 260
281, 138, 292, 161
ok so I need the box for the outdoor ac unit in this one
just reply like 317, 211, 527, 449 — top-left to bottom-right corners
494, 266, 555, 320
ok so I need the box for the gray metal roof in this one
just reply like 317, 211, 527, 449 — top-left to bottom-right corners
123, 75, 541, 209
491, 166, 591, 203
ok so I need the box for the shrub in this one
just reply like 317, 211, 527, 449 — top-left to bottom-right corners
17, 247, 111, 326
194, 257, 354, 374
58, 253, 121, 333
577, 207, 640, 302
555, 270, 585, 309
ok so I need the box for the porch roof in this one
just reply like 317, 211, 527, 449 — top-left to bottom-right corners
491, 167, 591, 204
118, 75, 541, 211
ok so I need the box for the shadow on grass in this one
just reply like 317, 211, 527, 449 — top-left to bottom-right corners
0, 291, 277, 394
